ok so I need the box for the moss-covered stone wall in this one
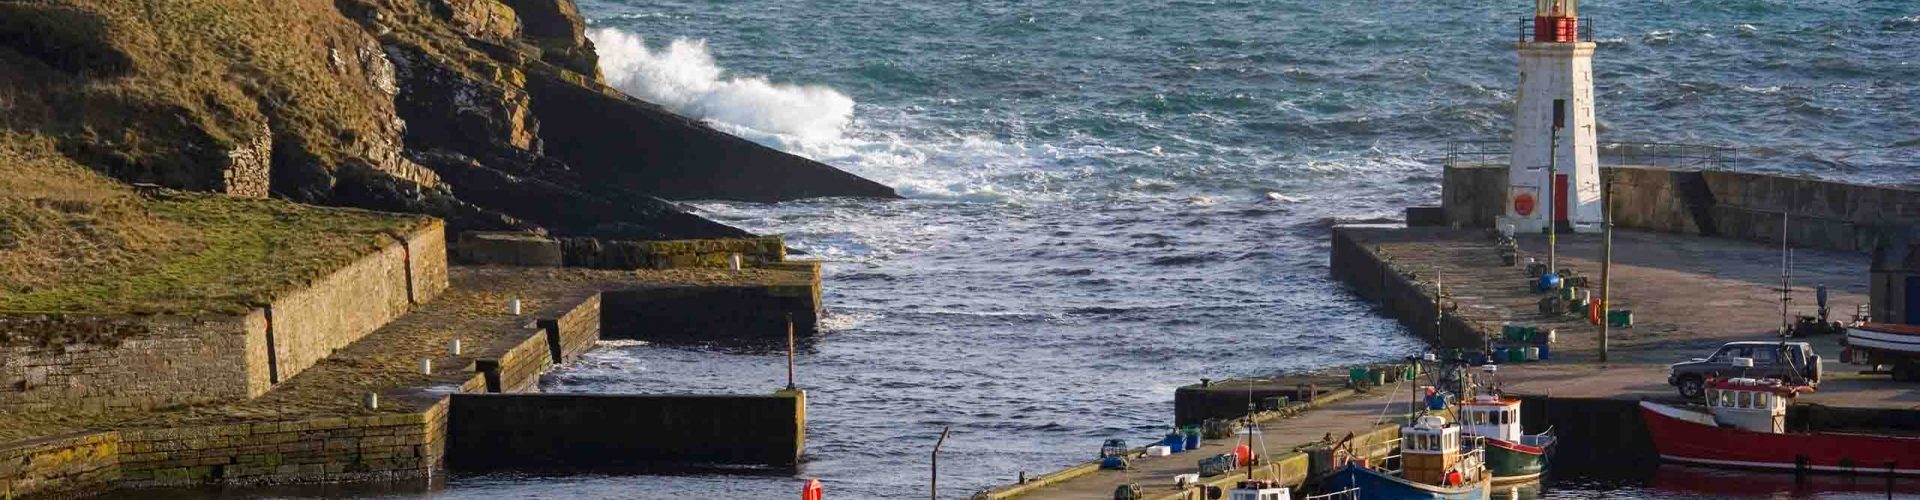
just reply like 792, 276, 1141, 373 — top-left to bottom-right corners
0, 431, 119, 499
0, 313, 267, 413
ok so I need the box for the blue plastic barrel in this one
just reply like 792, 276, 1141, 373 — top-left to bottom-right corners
1184, 431, 1200, 451
1491, 347, 1508, 362
1465, 351, 1487, 366
1426, 394, 1447, 410
1165, 433, 1185, 453
1538, 343, 1551, 361
1539, 274, 1561, 292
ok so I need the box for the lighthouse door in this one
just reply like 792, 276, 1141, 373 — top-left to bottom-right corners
1554, 174, 1570, 224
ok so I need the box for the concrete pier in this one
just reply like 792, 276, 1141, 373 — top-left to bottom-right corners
977, 387, 1403, 500
978, 222, 1920, 499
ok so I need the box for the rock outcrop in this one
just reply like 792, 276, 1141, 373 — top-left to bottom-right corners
0, 0, 896, 242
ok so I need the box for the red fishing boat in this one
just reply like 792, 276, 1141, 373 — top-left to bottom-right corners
1640, 377, 1920, 475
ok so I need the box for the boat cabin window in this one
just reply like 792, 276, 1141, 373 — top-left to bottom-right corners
1756, 392, 1771, 409
1471, 410, 1487, 425
1718, 389, 1735, 408
1737, 391, 1752, 409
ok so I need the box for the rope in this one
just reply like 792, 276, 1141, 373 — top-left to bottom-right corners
1372, 367, 1411, 426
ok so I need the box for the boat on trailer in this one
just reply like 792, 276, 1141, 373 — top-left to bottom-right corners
1640, 377, 1920, 475
1458, 394, 1554, 484
1328, 415, 1491, 499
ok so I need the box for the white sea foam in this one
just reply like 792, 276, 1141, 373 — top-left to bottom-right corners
590, 28, 852, 142
590, 27, 1058, 202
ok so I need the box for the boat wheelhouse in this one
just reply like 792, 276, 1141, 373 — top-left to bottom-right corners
1458, 394, 1555, 484
1328, 415, 1491, 499
1226, 479, 1290, 500
1641, 376, 1920, 476
1702, 377, 1795, 432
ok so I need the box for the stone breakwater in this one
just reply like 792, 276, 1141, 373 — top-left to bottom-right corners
0, 227, 824, 499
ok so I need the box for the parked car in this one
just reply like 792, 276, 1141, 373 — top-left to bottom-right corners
1667, 341, 1821, 399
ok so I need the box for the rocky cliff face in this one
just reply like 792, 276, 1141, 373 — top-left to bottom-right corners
0, 0, 896, 241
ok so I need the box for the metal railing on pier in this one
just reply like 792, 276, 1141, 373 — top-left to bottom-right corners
1446, 140, 1736, 171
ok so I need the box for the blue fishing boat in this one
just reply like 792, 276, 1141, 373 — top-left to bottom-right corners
1327, 416, 1491, 500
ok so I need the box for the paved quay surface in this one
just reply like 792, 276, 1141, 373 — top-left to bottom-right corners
1349, 226, 1918, 410
1000, 387, 1406, 500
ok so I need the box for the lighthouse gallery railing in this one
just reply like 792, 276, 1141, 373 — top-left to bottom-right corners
1446, 140, 1737, 171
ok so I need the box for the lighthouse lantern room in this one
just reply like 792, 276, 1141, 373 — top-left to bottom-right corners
1502, 0, 1603, 234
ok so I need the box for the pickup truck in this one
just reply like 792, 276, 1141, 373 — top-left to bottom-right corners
1667, 341, 1822, 399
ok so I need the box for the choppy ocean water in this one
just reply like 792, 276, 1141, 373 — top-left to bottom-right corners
317, 1, 1920, 498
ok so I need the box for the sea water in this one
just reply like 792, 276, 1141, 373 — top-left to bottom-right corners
467, 0, 1917, 498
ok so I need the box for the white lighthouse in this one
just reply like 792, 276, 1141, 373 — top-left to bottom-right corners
1502, 0, 1603, 234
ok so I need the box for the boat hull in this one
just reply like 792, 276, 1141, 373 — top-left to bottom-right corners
1847, 324, 1920, 355
1639, 401, 1920, 476
1484, 437, 1551, 484
1328, 463, 1489, 500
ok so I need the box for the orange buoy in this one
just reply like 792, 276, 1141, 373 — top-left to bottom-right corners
1588, 299, 1603, 325
1233, 444, 1251, 466
1446, 470, 1462, 486
802, 478, 823, 500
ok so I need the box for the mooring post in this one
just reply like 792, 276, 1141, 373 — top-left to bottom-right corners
932, 426, 951, 500
787, 313, 798, 391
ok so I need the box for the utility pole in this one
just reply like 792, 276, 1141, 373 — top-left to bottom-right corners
1780, 213, 1792, 338
1546, 99, 1565, 275
931, 426, 951, 500
1599, 187, 1612, 363
786, 314, 798, 391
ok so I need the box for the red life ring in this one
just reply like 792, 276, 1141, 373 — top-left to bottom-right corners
1446, 470, 1462, 486
802, 479, 823, 500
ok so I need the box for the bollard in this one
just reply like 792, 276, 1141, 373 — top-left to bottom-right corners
729, 253, 743, 271
419, 358, 433, 375
510, 299, 522, 316
450, 337, 463, 356
363, 392, 379, 410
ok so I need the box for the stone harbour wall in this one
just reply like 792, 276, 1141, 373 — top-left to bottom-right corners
1329, 227, 1487, 349
484, 329, 552, 394
0, 313, 268, 413
539, 293, 600, 364
558, 235, 786, 270
115, 400, 449, 489
1444, 165, 1920, 253
602, 285, 818, 340
270, 222, 448, 385
402, 220, 451, 306
0, 220, 446, 413
0, 431, 119, 499
445, 390, 806, 470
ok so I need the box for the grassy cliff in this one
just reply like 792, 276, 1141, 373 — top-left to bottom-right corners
0, 0, 896, 306
0, 133, 428, 315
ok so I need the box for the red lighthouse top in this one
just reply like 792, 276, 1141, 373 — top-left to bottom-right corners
1533, 0, 1579, 42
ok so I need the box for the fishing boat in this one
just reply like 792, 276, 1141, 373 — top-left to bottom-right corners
1328, 415, 1491, 500
1226, 479, 1291, 500
1458, 394, 1554, 484
1640, 377, 1920, 475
